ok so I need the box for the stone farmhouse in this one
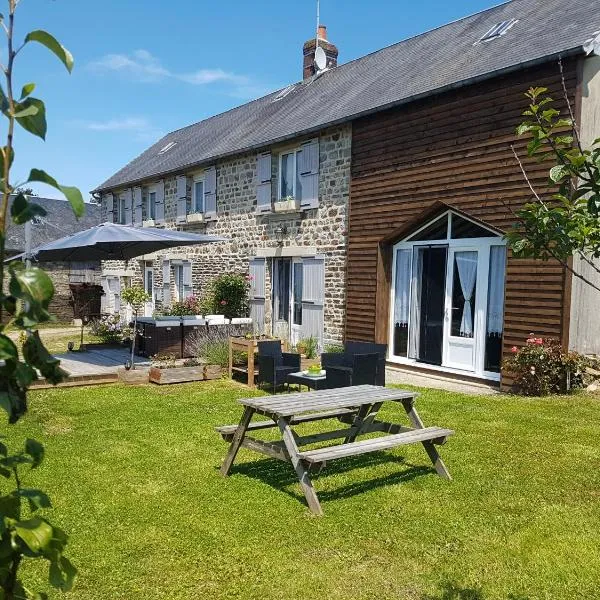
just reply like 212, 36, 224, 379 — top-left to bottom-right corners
94, 0, 600, 385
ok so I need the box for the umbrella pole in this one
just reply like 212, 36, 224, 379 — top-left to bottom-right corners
130, 312, 137, 370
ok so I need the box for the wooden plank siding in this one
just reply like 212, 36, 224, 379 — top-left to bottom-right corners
345, 59, 579, 387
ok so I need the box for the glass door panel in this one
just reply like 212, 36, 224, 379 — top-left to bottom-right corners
291, 260, 303, 347
443, 250, 478, 371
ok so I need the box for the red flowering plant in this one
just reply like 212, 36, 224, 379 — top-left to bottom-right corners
163, 295, 202, 316
503, 334, 592, 396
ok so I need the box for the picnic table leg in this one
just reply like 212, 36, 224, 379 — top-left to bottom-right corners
344, 402, 383, 444
401, 399, 452, 481
277, 417, 323, 516
220, 406, 255, 476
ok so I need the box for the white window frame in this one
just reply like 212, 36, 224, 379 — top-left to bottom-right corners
191, 174, 205, 214
278, 148, 303, 201
147, 185, 157, 221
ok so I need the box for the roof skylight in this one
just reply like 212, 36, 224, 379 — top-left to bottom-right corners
475, 18, 519, 44
158, 141, 177, 155
272, 84, 297, 102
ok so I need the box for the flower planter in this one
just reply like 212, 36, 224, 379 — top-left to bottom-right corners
186, 213, 204, 223
273, 199, 298, 213
149, 364, 223, 385
117, 367, 150, 385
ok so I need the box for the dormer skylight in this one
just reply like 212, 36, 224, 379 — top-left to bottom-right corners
475, 18, 519, 45
158, 141, 177, 155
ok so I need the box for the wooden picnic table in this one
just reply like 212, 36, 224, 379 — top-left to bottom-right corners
217, 385, 454, 515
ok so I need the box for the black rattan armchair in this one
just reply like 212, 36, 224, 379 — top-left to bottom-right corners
256, 340, 301, 391
325, 352, 380, 389
321, 341, 387, 387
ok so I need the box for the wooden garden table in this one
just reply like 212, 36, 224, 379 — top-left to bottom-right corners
217, 385, 454, 515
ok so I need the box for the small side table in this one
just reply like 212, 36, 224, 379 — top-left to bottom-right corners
287, 371, 328, 391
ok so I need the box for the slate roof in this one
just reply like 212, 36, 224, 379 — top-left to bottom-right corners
5, 196, 101, 254
95, 0, 600, 193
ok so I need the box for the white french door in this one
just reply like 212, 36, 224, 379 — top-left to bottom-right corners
291, 259, 303, 347
272, 258, 304, 347
389, 211, 506, 381
442, 248, 480, 372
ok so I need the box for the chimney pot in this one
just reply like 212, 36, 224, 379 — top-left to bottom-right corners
318, 24, 327, 40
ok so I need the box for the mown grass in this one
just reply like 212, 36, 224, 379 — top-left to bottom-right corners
4, 381, 600, 599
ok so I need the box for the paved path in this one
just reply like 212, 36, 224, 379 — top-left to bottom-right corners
385, 366, 500, 395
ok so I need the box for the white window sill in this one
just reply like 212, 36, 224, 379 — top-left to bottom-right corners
142, 219, 155, 228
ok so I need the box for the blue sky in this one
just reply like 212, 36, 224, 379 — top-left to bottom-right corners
8, 0, 499, 199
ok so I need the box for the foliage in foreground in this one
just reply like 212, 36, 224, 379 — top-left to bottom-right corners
0, 1, 80, 596
200, 274, 250, 320
503, 335, 592, 396
508, 78, 600, 294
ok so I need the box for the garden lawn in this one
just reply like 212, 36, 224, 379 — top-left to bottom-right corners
7, 381, 600, 599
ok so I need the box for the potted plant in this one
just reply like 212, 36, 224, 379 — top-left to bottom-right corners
273, 195, 298, 213
121, 285, 151, 369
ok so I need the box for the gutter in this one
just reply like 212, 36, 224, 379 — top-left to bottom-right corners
92, 45, 589, 195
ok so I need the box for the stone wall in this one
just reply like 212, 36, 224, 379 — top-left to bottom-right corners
100, 124, 351, 346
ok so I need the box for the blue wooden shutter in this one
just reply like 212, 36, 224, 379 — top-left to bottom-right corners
162, 259, 171, 306
176, 175, 187, 223
299, 139, 319, 210
256, 153, 272, 213
104, 193, 114, 223
204, 166, 217, 218
183, 261, 193, 299
124, 189, 133, 224
249, 258, 266, 334
133, 187, 143, 226
155, 180, 165, 224
301, 256, 325, 350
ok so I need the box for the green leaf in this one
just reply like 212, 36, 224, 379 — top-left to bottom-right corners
26, 169, 84, 218
14, 517, 53, 553
0, 493, 21, 522
18, 489, 51, 511
516, 123, 532, 136
49, 555, 77, 591
549, 165, 571, 184
25, 30, 74, 73
0, 334, 18, 362
0, 388, 27, 424
23, 332, 63, 385
10, 192, 47, 225
0, 85, 8, 113
25, 439, 44, 468
12, 102, 39, 118
20, 82, 35, 100
0, 146, 14, 177
14, 98, 46, 140
14, 362, 38, 388
9, 264, 54, 308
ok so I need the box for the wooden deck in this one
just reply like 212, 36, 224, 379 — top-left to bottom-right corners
54, 346, 150, 378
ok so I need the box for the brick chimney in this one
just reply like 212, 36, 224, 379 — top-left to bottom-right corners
303, 25, 338, 80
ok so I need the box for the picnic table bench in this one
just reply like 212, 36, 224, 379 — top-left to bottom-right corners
217, 385, 454, 515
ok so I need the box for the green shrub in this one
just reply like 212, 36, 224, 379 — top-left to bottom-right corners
203, 341, 230, 368
324, 343, 344, 354
296, 336, 319, 359
89, 314, 128, 344
200, 274, 249, 319
163, 296, 202, 316
503, 335, 592, 396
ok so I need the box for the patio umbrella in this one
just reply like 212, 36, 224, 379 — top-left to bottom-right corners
10, 222, 227, 262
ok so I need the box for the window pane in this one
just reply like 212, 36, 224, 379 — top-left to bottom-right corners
451, 251, 477, 338
409, 214, 448, 241
295, 149, 303, 201
119, 198, 125, 223
393, 249, 411, 357
276, 260, 290, 321
485, 246, 507, 372
145, 270, 153, 295
451, 214, 495, 239
148, 192, 156, 220
194, 181, 204, 213
280, 153, 294, 198
293, 262, 303, 326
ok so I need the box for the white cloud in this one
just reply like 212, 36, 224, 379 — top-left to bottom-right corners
75, 117, 163, 142
89, 50, 248, 88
